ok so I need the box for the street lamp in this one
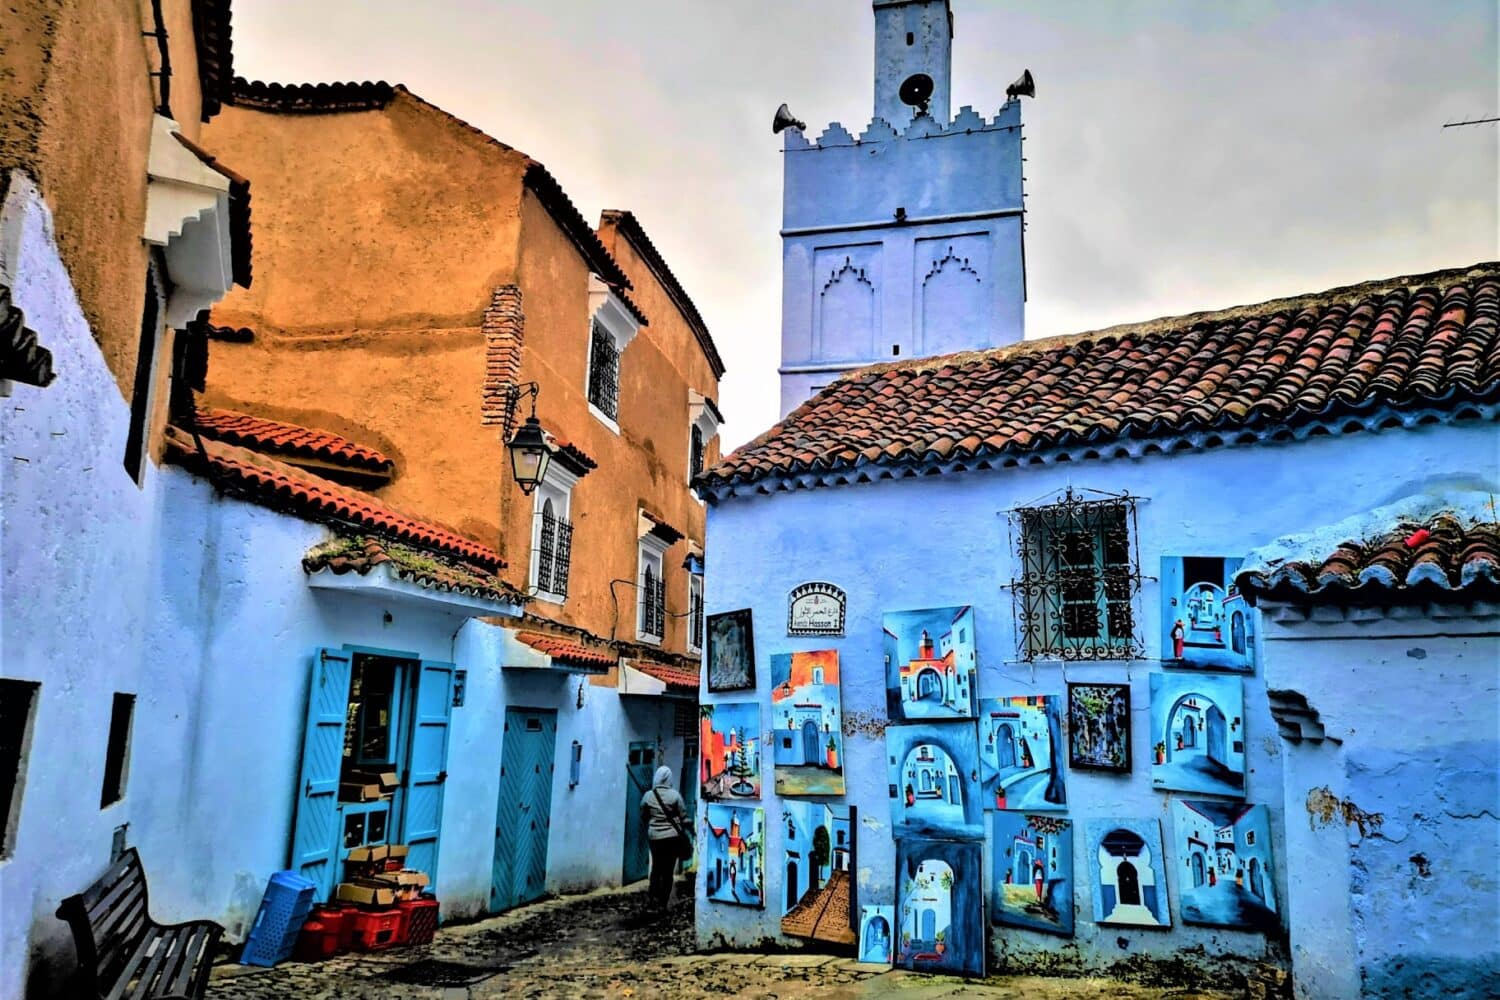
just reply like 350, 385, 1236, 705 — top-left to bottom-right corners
503, 382, 550, 495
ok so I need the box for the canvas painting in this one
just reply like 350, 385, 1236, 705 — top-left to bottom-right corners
1161, 557, 1255, 672
895, 837, 985, 977
882, 606, 978, 721
1068, 682, 1131, 772
780, 802, 858, 945
1150, 672, 1246, 797
858, 905, 895, 966
885, 721, 983, 840
702, 804, 764, 908
770, 650, 845, 796
1171, 800, 1278, 932
979, 696, 1066, 811
706, 609, 756, 691
1086, 818, 1171, 928
699, 702, 761, 800
990, 813, 1074, 937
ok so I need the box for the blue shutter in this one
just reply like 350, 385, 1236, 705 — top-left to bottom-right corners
402, 661, 454, 887
290, 648, 353, 899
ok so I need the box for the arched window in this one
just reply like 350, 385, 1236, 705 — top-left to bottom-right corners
536, 498, 557, 592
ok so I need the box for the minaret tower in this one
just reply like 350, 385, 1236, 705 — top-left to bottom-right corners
777, 0, 1030, 416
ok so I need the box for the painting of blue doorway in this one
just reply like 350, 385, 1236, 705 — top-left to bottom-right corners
770, 650, 845, 796
991, 813, 1074, 936
1161, 556, 1255, 672
1086, 818, 1171, 928
1149, 673, 1246, 797
1171, 800, 1278, 932
979, 696, 1066, 811
702, 804, 764, 908
780, 802, 858, 945
885, 721, 983, 840
883, 606, 978, 721
895, 837, 985, 977
858, 905, 895, 966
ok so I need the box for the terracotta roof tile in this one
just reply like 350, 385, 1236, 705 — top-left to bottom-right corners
701, 264, 1500, 497
516, 631, 618, 670
191, 0, 234, 120
194, 407, 393, 474
0, 283, 55, 388
303, 535, 523, 605
631, 659, 700, 689
229, 78, 396, 113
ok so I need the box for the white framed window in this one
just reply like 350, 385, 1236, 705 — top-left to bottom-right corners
529, 465, 579, 604
586, 275, 641, 433
687, 389, 722, 489
687, 572, 705, 653
637, 534, 669, 644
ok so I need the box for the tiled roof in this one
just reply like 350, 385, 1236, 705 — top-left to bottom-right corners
229, 78, 397, 114
170, 132, 252, 287
191, 0, 234, 120
303, 536, 524, 605
0, 283, 55, 388
700, 264, 1500, 499
204, 322, 254, 343
194, 407, 393, 474
164, 425, 502, 570
516, 632, 618, 670
641, 509, 685, 546
541, 431, 597, 477
631, 659, 700, 689
522, 162, 632, 291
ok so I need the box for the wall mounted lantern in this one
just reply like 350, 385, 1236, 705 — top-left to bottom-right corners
503, 382, 550, 495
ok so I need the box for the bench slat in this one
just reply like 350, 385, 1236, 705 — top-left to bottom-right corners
79, 852, 142, 911
90, 879, 146, 948
101, 928, 160, 1000
93, 885, 149, 981
161, 925, 207, 997
133, 927, 191, 1000
187, 925, 223, 999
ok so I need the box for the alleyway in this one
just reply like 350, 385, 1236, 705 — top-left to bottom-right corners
206, 881, 1241, 999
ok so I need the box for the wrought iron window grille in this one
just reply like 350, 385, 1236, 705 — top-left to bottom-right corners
533, 503, 573, 598
587, 321, 620, 420
1004, 487, 1147, 662
690, 424, 705, 480
639, 566, 665, 640
688, 580, 705, 650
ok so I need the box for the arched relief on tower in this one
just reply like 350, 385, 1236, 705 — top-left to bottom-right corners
813, 245, 880, 362
917, 234, 989, 357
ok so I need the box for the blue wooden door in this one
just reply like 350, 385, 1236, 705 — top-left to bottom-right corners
401, 662, 454, 887
622, 741, 657, 884
492, 708, 556, 911
290, 648, 353, 899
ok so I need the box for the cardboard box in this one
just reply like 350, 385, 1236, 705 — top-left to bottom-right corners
334, 880, 397, 908
372, 868, 430, 901
347, 769, 399, 794
383, 844, 410, 871
339, 781, 382, 803
345, 845, 391, 880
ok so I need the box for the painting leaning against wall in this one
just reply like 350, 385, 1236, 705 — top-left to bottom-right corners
1149, 672, 1246, 798
780, 801, 858, 945
895, 837, 985, 977
1171, 800, 1278, 932
991, 812, 1074, 936
978, 695, 1066, 811
1086, 818, 1172, 928
770, 649, 845, 796
699, 702, 761, 801
885, 720, 983, 840
858, 905, 896, 966
1161, 556, 1255, 673
1067, 682, 1131, 772
883, 606, 979, 721
706, 608, 756, 691
702, 804, 765, 908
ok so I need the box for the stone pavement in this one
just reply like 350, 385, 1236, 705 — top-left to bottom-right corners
206, 880, 1241, 999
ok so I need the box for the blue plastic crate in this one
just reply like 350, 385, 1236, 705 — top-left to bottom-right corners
240, 871, 317, 966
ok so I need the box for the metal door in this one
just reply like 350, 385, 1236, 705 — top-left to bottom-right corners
290, 649, 353, 899
622, 741, 657, 884
492, 708, 557, 912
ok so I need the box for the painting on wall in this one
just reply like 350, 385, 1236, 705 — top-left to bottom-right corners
1067, 682, 1131, 773
979, 696, 1066, 811
1149, 673, 1246, 798
702, 804, 764, 908
1161, 557, 1255, 673
885, 721, 983, 840
1171, 800, 1278, 932
1086, 818, 1171, 928
895, 837, 985, 977
770, 650, 845, 796
699, 702, 761, 801
990, 813, 1074, 937
780, 802, 858, 945
882, 606, 978, 721
858, 905, 896, 966
706, 609, 756, 691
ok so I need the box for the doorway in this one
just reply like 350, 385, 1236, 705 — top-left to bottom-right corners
801, 721, 820, 763
492, 708, 557, 912
1117, 860, 1141, 905
622, 741, 657, 884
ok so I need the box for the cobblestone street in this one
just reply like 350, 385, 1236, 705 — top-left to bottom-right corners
206, 882, 1241, 999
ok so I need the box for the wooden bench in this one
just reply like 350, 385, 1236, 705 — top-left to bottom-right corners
56, 848, 224, 1000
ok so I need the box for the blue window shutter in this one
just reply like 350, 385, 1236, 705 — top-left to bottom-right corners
290, 648, 353, 899
402, 661, 455, 888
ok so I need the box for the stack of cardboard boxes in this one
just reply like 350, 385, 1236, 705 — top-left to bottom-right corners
294, 843, 438, 956
335, 844, 430, 906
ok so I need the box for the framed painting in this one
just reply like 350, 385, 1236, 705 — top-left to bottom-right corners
895, 837, 985, 977
702, 804, 764, 908
882, 606, 978, 721
1149, 672, 1246, 798
1085, 818, 1171, 928
858, 905, 895, 966
699, 702, 761, 801
1171, 800, 1278, 932
885, 721, 983, 840
706, 608, 756, 692
1067, 682, 1131, 773
979, 695, 1066, 811
1161, 556, 1255, 673
991, 812, 1074, 937
780, 802, 858, 945
770, 650, 845, 796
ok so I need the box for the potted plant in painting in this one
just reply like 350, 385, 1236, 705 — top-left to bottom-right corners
905, 783, 916, 807
934, 930, 946, 955
1154, 741, 1166, 765
826, 736, 838, 769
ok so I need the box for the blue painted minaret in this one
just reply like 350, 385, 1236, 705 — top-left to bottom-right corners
777, 0, 1028, 415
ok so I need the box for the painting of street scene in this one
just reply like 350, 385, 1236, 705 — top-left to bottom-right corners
706, 608, 756, 691
885, 721, 983, 840
1172, 800, 1278, 932
979, 695, 1066, 811
991, 813, 1074, 937
699, 702, 760, 800
770, 650, 845, 796
1161, 557, 1255, 672
702, 804, 764, 908
896, 838, 985, 977
780, 801, 858, 945
1068, 682, 1131, 772
1150, 673, 1246, 797
883, 606, 978, 721
1086, 818, 1171, 928
858, 905, 895, 966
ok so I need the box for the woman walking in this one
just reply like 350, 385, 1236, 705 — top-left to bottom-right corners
640, 765, 689, 915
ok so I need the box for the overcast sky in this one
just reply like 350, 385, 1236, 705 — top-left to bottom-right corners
234, 1, 1498, 449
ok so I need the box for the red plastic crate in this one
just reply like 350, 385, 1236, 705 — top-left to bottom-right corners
398, 897, 439, 947
332, 905, 357, 954
350, 909, 403, 952
294, 916, 340, 963
309, 906, 349, 955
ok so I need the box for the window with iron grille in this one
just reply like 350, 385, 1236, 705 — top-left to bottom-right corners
1006, 488, 1145, 661
587, 320, 620, 420
687, 573, 705, 652
689, 424, 705, 481
638, 562, 666, 642
530, 479, 574, 602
